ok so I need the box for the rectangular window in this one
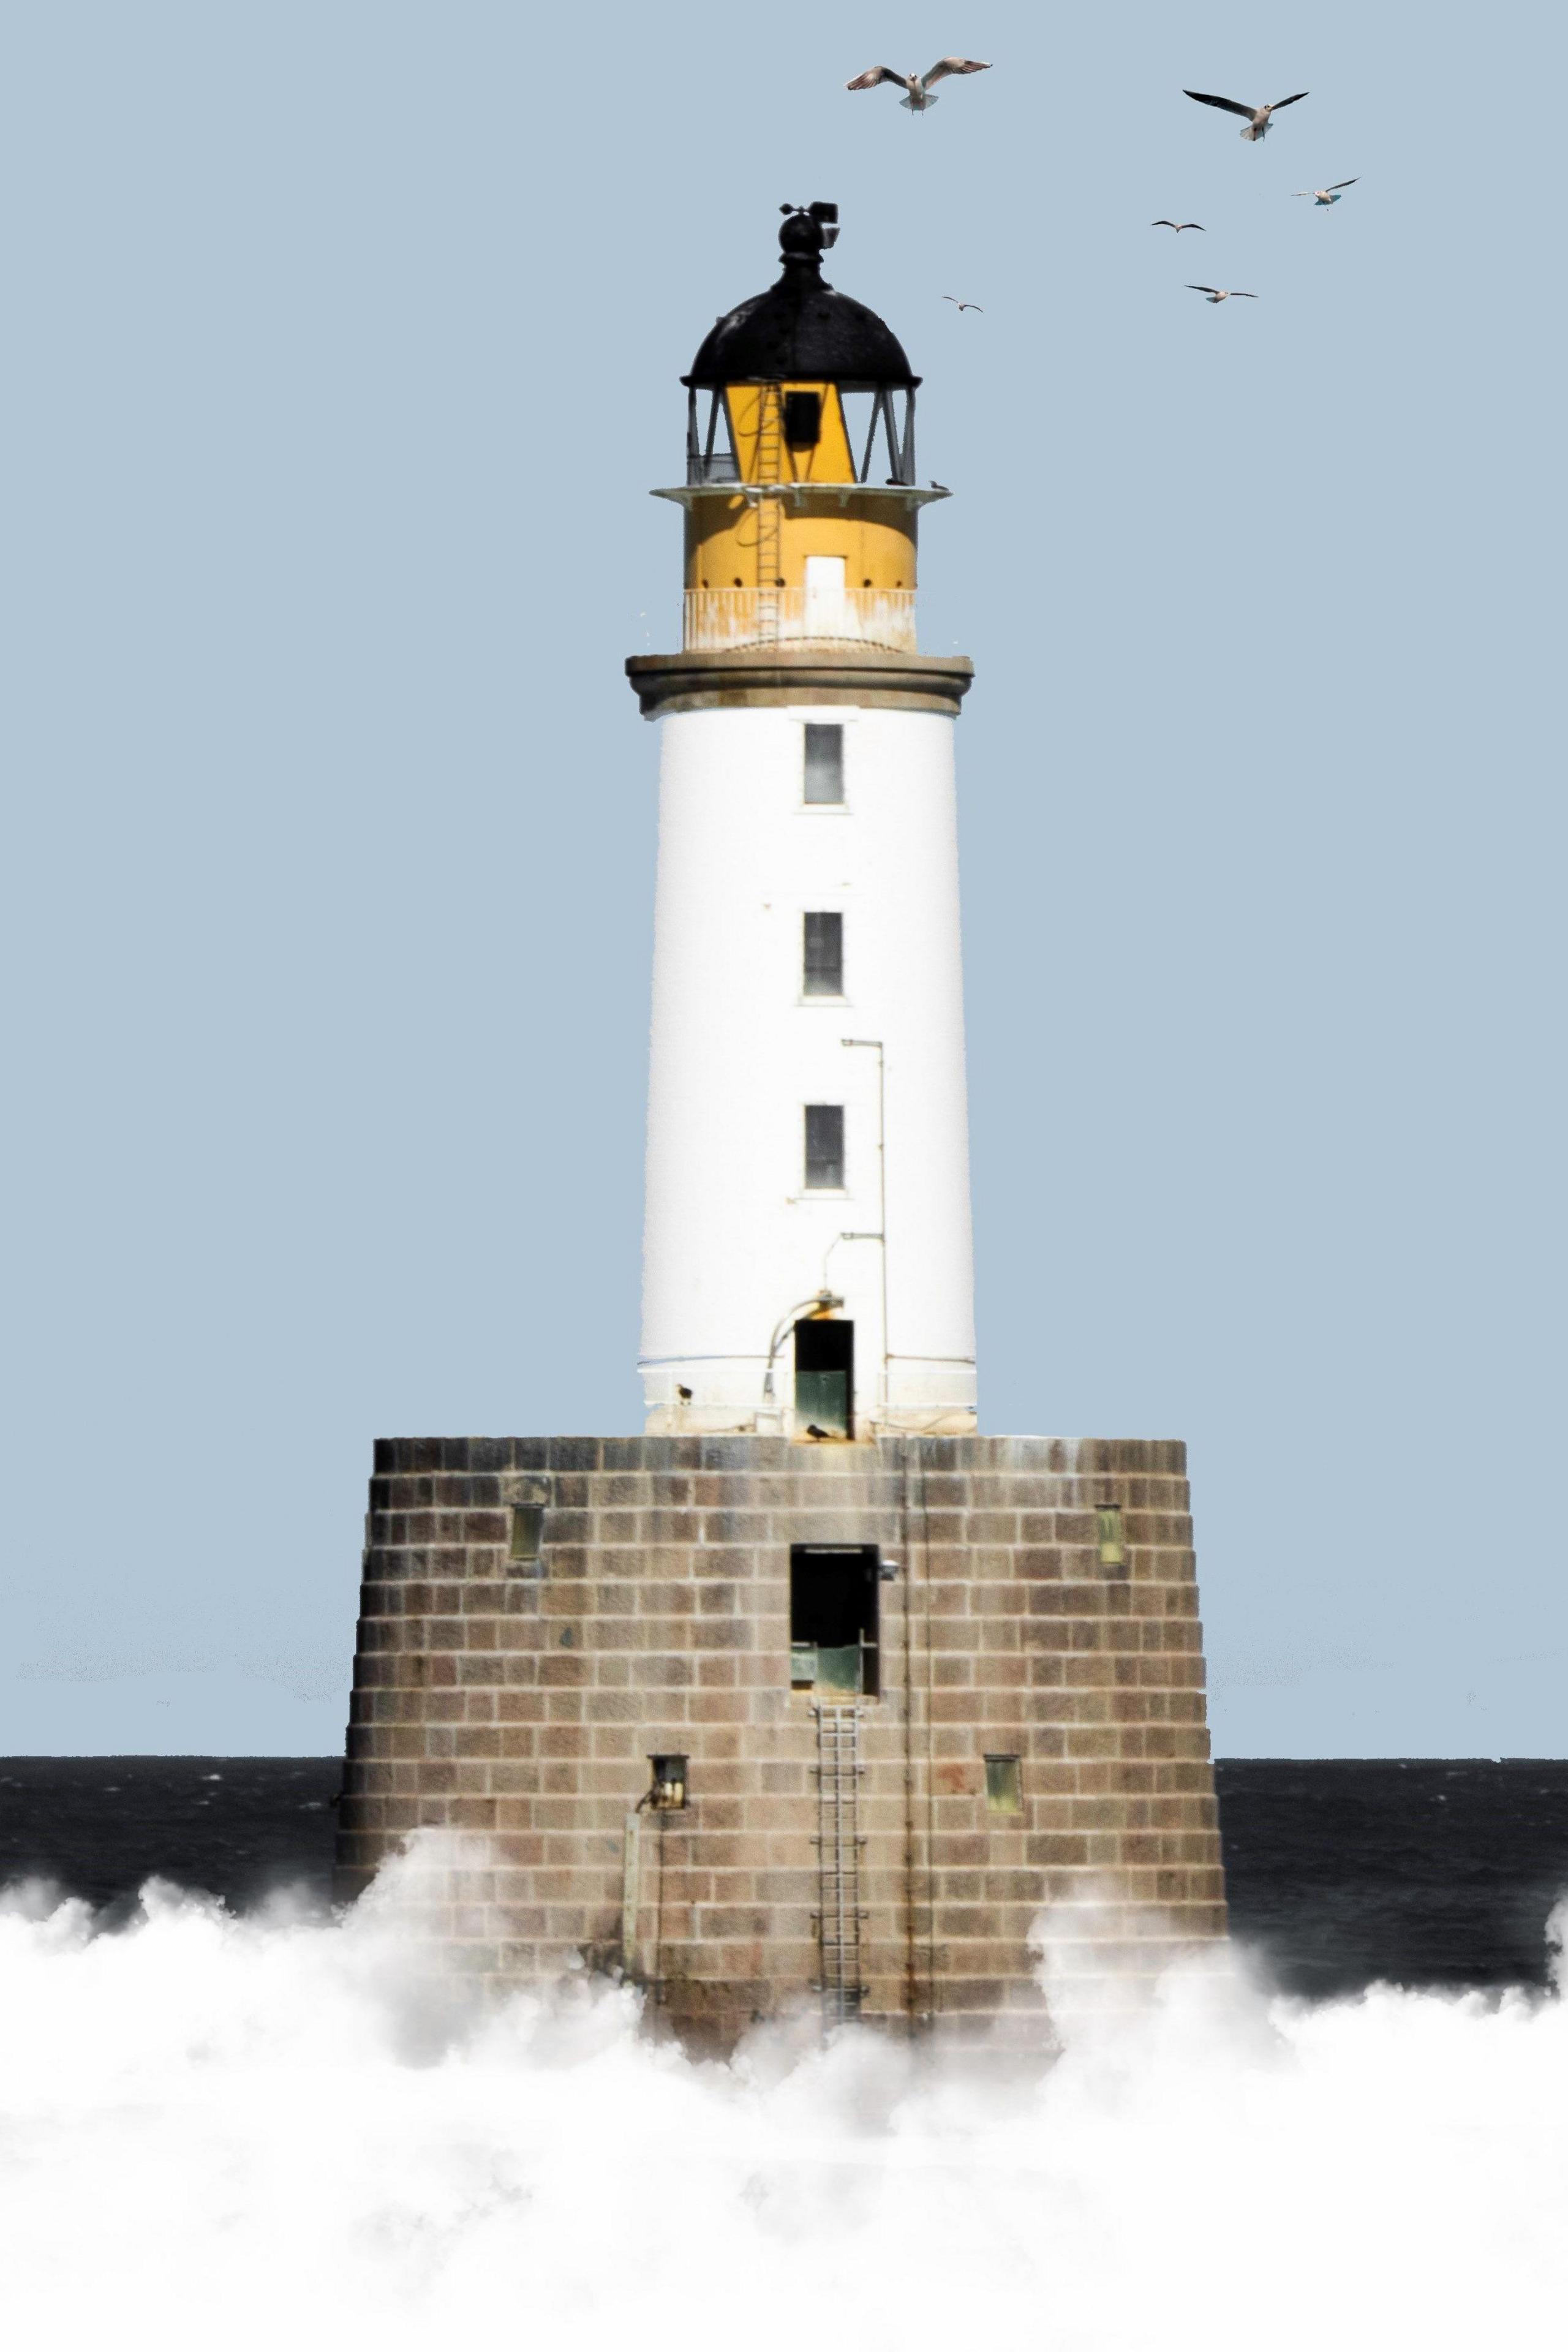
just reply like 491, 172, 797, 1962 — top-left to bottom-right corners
790, 1544, 880, 1696
803, 911, 843, 997
508, 1502, 545, 1565
804, 1103, 844, 1189
1096, 1504, 1125, 1567
984, 1755, 1023, 1815
782, 390, 822, 448
647, 1754, 687, 1811
803, 723, 844, 804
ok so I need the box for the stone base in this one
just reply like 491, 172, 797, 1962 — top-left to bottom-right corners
336, 1434, 1226, 2051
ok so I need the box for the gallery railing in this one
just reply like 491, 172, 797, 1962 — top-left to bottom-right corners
682, 586, 917, 653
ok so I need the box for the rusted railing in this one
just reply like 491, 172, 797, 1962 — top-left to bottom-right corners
683, 586, 916, 654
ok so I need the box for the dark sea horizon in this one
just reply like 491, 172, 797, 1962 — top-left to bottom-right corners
4, 1754, 1566, 2002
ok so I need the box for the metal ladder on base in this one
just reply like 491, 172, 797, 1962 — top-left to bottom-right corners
812, 1702, 865, 2025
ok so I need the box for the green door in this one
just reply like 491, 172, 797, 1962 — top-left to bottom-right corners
794, 1366, 850, 1437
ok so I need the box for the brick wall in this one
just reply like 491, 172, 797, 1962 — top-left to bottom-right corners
336, 1435, 1226, 2049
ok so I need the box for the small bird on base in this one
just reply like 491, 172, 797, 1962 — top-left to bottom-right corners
1183, 88, 1308, 140
1152, 219, 1205, 233
1187, 285, 1258, 303
1294, 179, 1359, 205
943, 294, 984, 311
804, 1423, 832, 1441
847, 58, 990, 112
676, 1385, 693, 1402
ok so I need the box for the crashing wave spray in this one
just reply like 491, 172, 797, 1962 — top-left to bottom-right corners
2, 1839, 1566, 2352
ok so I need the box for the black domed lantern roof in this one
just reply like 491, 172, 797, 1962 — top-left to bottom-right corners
684, 203, 918, 394
678, 206, 922, 490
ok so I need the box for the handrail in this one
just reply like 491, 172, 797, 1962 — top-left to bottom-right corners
684, 585, 916, 654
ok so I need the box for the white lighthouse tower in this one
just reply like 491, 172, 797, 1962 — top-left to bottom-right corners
628, 204, 977, 1440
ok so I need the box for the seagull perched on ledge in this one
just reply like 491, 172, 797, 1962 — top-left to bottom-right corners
1184, 88, 1308, 140
1187, 285, 1258, 304
1152, 219, 1205, 232
847, 58, 990, 111
1294, 179, 1359, 205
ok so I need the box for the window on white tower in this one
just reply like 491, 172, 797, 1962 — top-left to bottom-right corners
804, 1104, 844, 1189
803, 723, 843, 804
803, 912, 843, 997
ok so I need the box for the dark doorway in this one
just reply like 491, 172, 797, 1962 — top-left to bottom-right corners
790, 1544, 880, 1696
794, 1316, 853, 1438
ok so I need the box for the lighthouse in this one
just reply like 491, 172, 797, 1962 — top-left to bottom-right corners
336, 205, 1227, 2050
628, 203, 976, 1442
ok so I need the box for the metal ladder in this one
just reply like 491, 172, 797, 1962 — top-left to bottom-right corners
752, 386, 783, 637
812, 1702, 865, 2024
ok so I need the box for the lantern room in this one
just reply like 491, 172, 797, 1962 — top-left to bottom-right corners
655, 205, 948, 655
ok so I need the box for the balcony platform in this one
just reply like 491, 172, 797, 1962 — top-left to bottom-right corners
625, 644, 974, 719
652, 481, 951, 509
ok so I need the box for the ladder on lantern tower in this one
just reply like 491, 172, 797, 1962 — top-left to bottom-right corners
812, 1702, 866, 2024
752, 386, 783, 638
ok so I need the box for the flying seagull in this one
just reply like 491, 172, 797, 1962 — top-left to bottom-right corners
847, 58, 991, 111
1294, 179, 1359, 205
1187, 285, 1258, 304
1152, 219, 1205, 232
1183, 88, 1308, 141
943, 295, 984, 311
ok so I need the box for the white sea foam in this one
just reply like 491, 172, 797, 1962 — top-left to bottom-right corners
2, 1837, 1564, 2351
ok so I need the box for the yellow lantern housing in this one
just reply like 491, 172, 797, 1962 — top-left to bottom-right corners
656, 203, 948, 657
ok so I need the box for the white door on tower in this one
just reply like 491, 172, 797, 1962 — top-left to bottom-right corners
803, 554, 846, 640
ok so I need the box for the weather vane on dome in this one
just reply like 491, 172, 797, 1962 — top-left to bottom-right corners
778, 201, 840, 259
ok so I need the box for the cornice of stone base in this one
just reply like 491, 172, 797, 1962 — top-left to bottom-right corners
625, 646, 975, 718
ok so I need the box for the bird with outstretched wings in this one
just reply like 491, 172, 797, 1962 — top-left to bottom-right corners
847, 58, 991, 111
1183, 88, 1308, 141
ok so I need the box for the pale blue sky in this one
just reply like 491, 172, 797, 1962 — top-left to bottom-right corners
3, 2, 1561, 1757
